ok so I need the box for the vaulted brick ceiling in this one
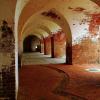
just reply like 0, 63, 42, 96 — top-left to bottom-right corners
0, 0, 99, 43
15, 0, 100, 45
91, 0, 100, 6
0, 0, 99, 39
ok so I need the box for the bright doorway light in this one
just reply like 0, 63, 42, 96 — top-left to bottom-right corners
85, 68, 100, 72
35, 46, 37, 49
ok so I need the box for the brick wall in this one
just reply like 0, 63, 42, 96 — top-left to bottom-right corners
0, 21, 15, 100
72, 38, 100, 64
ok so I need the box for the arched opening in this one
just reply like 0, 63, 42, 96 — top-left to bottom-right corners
23, 35, 40, 53
15, 0, 100, 100
40, 8, 72, 64
19, 8, 72, 64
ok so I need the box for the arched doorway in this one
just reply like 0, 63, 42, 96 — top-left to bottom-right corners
23, 35, 41, 53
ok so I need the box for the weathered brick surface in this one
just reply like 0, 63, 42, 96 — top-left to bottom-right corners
73, 38, 100, 64
0, 21, 15, 100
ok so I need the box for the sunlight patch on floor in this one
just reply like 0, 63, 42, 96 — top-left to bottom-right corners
85, 68, 100, 72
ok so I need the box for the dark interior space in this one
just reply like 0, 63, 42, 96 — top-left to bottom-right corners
23, 35, 40, 53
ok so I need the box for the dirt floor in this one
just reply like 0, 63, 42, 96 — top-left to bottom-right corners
17, 64, 100, 100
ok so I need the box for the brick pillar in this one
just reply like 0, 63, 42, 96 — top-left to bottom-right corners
40, 39, 44, 53
51, 35, 54, 58
45, 37, 51, 55
66, 42, 72, 65
43, 38, 46, 55
18, 54, 22, 68
43, 37, 51, 55
52, 31, 66, 58
40, 40, 42, 53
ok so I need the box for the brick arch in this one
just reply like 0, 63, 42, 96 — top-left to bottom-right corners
40, 8, 72, 64
23, 35, 40, 52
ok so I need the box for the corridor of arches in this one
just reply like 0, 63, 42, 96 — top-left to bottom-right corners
17, 0, 100, 99
0, 0, 100, 100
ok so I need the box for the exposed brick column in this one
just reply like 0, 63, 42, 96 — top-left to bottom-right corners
45, 36, 51, 55
52, 31, 66, 58
51, 35, 55, 58
43, 38, 47, 55
40, 40, 42, 53
66, 42, 72, 65
40, 39, 44, 53
18, 54, 22, 68
43, 37, 51, 55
